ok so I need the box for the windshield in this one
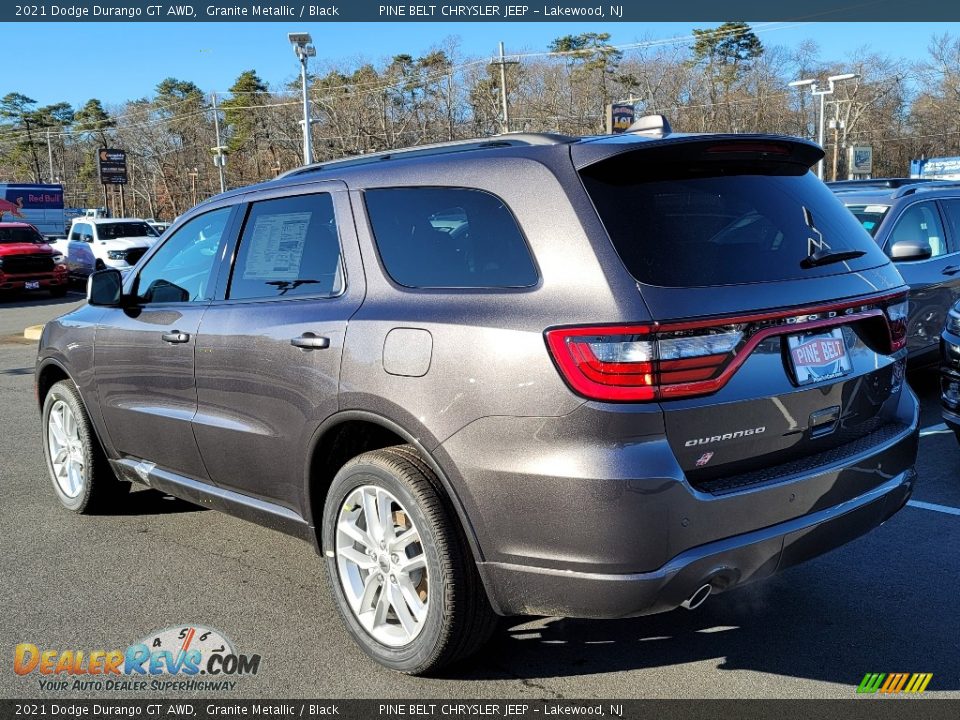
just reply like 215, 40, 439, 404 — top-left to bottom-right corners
0, 226, 44, 244
580, 157, 889, 287
844, 204, 890, 237
98, 222, 158, 240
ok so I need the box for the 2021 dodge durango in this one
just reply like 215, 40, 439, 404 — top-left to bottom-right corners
36, 119, 919, 674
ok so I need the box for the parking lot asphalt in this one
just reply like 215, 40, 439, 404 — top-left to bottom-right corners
1, 295, 958, 699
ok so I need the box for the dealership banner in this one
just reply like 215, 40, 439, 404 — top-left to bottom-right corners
7, 0, 960, 22
4, 700, 960, 720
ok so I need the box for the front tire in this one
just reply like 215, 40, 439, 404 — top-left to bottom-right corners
322, 446, 497, 674
41, 380, 128, 513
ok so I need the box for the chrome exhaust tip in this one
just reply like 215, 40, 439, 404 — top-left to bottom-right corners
680, 583, 712, 611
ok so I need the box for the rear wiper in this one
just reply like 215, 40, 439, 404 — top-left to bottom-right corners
801, 248, 866, 269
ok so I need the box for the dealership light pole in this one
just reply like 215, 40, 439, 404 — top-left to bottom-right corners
210, 92, 228, 193
289, 32, 317, 166
789, 73, 859, 180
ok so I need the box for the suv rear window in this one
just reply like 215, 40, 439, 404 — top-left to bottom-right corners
580, 154, 889, 287
365, 187, 537, 288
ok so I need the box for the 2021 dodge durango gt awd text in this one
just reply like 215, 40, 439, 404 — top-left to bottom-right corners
36, 121, 920, 674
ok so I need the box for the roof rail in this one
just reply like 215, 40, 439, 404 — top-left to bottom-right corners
280, 132, 577, 178
894, 179, 960, 198
827, 177, 933, 190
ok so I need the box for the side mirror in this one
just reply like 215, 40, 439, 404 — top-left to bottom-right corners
889, 239, 933, 262
87, 268, 123, 306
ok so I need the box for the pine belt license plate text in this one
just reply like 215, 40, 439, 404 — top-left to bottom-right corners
24, 281, 39, 290
787, 328, 851, 385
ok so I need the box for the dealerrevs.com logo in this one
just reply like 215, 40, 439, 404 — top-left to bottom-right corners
14, 625, 261, 693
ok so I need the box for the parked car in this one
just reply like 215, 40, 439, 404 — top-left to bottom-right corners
37, 120, 919, 674
58, 217, 160, 278
831, 180, 960, 364
0, 222, 68, 297
940, 299, 960, 443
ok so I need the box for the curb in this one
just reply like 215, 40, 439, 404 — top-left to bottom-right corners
23, 325, 44, 341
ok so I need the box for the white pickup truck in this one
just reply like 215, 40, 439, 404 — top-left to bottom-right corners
55, 217, 161, 279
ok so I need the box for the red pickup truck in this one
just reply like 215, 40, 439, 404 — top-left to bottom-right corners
0, 222, 69, 297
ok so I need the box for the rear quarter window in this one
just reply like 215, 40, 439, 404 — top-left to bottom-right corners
364, 187, 538, 289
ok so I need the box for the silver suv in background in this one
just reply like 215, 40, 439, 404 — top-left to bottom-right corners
37, 119, 918, 674
830, 179, 960, 363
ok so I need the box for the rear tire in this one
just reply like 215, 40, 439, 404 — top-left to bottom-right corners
322, 445, 497, 674
49, 285, 68, 298
41, 380, 129, 513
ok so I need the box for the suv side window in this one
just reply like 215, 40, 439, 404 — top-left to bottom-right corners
364, 187, 538, 288
938, 199, 960, 253
889, 202, 947, 258
227, 193, 343, 300
134, 207, 231, 304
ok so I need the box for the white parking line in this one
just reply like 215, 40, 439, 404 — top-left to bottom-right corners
907, 500, 960, 517
919, 423, 951, 437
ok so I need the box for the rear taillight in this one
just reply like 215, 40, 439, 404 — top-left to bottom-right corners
883, 297, 909, 351
546, 292, 909, 403
546, 325, 743, 402
547, 325, 656, 401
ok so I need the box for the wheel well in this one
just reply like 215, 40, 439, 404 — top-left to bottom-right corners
36, 364, 69, 408
308, 420, 406, 529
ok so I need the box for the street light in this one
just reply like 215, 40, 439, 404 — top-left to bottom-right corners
289, 31, 317, 166
789, 72, 860, 179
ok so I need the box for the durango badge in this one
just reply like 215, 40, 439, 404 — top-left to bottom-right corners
685, 427, 766, 447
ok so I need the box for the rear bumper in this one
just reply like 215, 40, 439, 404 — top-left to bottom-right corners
441, 382, 919, 618
478, 467, 914, 618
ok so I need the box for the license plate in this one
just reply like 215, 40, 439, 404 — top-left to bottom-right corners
787, 328, 852, 385
24, 281, 40, 290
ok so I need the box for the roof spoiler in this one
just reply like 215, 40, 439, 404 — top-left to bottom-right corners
572, 133, 824, 172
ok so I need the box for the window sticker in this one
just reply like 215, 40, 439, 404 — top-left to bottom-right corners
242, 211, 311, 280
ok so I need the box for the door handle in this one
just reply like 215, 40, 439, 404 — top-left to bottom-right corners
943, 265, 960, 276
161, 331, 190, 344
290, 333, 330, 350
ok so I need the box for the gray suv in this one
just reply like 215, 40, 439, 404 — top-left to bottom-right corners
37, 119, 919, 674
830, 179, 960, 363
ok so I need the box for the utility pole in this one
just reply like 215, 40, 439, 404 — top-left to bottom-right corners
490, 42, 518, 134
46, 130, 54, 183
831, 102, 842, 182
211, 92, 227, 193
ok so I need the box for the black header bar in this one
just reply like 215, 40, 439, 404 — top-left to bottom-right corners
7, 0, 960, 22
3, 700, 960, 720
